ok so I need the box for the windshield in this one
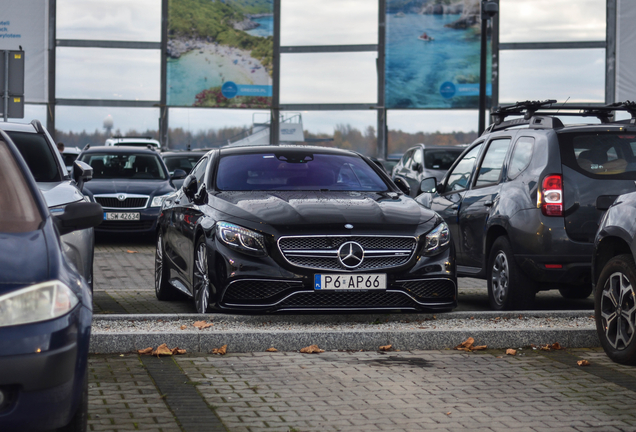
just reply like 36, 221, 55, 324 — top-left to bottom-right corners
216, 152, 389, 192
559, 132, 636, 179
0, 141, 43, 233
5, 131, 61, 182
424, 149, 462, 170
163, 155, 205, 173
80, 153, 167, 180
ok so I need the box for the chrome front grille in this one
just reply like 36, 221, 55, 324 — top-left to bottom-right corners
278, 235, 417, 271
95, 195, 149, 209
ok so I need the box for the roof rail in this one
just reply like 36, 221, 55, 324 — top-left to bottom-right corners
486, 100, 636, 134
30, 119, 45, 134
112, 135, 154, 140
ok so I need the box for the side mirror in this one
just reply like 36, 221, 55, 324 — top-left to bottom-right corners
171, 169, 188, 180
418, 177, 438, 195
436, 182, 446, 194
54, 202, 103, 236
73, 160, 93, 192
393, 176, 411, 196
412, 162, 422, 172
183, 174, 198, 199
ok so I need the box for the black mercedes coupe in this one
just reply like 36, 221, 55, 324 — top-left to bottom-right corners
155, 145, 457, 313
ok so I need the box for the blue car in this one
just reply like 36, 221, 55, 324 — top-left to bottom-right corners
78, 146, 183, 234
0, 130, 103, 431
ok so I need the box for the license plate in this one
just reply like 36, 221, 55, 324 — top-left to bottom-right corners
104, 212, 140, 221
314, 274, 386, 290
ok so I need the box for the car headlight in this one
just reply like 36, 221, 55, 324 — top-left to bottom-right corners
423, 222, 450, 254
151, 194, 170, 207
216, 222, 267, 256
0, 281, 79, 327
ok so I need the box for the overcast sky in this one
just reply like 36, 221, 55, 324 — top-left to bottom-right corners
18, 0, 608, 135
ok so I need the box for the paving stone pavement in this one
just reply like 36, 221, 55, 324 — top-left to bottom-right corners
89, 348, 636, 432
91, 242, 595, 314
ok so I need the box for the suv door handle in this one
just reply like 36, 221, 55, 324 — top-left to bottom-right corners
484, 200, 493, 207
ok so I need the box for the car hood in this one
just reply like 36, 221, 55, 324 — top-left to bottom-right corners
84, 179, 174, 196
37, 181, 84, 208
0, 230, 50, 294
211, 191, 436, 233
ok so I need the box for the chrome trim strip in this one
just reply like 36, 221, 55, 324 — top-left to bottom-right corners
94, 193, 150, 210
169, 279, 192, 297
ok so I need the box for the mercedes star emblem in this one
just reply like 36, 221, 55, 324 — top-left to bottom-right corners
338, 241, 364, 269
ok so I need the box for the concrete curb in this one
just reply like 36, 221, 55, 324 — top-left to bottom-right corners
90, 310, 599, 353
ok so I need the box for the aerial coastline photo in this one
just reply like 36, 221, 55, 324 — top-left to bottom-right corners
385, 0, 491, 109
166, 0, 273, 108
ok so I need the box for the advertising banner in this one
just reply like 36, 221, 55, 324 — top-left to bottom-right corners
0, 0, 48, 103
167, 0, 273, 108
385, 0, 491, 109
616, 0, 636, 102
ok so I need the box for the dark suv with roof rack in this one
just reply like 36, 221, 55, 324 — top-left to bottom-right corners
415, 100, 636, 310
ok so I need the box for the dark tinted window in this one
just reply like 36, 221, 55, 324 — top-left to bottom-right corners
0, 141, 43, 233
559, 132, 636, 179
6, 131, 61, 182
163, 155, 205, 173
446, 144, 483, 192
216, 152, 388, 192
62, 153, 79, 167
475, 139, 511, 188
424, 149, 462, 170
192, 157, 208, 189
508, 137, 534, 179
80, 153, 167, 180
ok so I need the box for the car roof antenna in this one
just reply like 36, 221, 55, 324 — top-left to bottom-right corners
555, 97, 570, 115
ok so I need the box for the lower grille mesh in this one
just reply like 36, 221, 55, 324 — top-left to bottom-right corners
398, 279, 456, 300
224, 280, 301, 301
279, 291, 415, 308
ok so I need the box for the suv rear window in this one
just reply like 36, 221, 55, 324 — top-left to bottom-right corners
559, 132, 636, 179
424, 149, 462, 170
5, 131, 61, 182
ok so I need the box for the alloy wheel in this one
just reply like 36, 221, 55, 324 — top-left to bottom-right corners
491, 251, 509, 306
194, 242, 210, 313
155, 235, 163, 295
601, 271, 636, 350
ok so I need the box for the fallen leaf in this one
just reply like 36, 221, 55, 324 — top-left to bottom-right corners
540, 342, 563, 351
212, 345, 227, 355
551, 342, 562, 350
577, 360, 590, 366
445, 412, 452, 416
193, 320, 214, 330
506, 349, 517, 356
379, 344, 392, 351
171, 347, 187, 355
138, 347, 153, 355
300, 344, 324, 354
126, 250, 138, 254
455, 337, 487, 352
266, 347, 278, 352
153, 343, 173, 356
180, 325, 187, 330
471, 345, 487, 351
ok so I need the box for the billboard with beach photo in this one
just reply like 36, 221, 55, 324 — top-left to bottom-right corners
385, 0, 491, 109
166, 0, 273, 108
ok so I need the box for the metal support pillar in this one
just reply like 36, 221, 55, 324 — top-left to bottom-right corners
270, 0, 281, 145
606, 0, 617, 104
47, 0, 56, 136
478, 10, 488, 135
377, 0, 387, 159
491, 0, 500, 111
3, 51, 8, 122
160, 0, 169, 148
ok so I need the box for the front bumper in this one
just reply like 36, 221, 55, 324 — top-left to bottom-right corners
0, 305, 91, 430
97, 207, 160, 233
212, 240, 457, 313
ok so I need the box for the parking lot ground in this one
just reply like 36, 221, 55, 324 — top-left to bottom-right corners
92, 241, 594, 315
89, 348, 636, 432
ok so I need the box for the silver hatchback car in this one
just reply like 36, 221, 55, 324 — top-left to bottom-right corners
0, 120, 97, 289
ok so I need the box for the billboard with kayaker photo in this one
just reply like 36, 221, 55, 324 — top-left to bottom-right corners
385, 0, 492, 109
166, 0, 273, 108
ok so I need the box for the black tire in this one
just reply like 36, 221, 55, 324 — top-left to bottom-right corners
487, 236, 536, 310
193, 235, 212, 314
559, 284, 594, 300
57, 368, 88, 432
155, 233, 179, 301
594, 254, 636, 365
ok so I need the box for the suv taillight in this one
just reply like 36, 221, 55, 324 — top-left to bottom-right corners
540, 174, 563, 217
